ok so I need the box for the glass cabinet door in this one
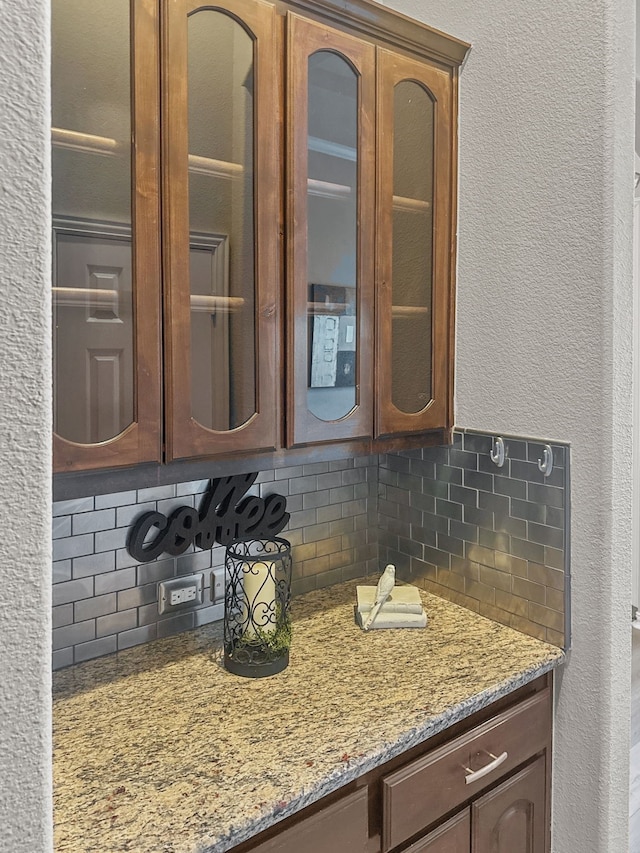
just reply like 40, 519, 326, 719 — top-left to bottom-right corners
375, 48, 454, 437
163, 0, 280, 460
51, 0, 161, 471
286, 13, 375, 447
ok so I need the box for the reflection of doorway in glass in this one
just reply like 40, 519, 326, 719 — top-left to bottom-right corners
52, 217, 135, 446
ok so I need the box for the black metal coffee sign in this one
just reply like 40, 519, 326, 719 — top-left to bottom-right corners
127, 473, 289, 563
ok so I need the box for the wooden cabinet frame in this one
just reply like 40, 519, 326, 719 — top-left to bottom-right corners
52, 0, 468, 479
162, 0, 281, 461
375, 49, 454, 438
286, 12, 375, 447
53, 0, 162, 473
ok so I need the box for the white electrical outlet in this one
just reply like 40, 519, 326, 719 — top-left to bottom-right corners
158, 574, 204, 614
169, 586, 197, 606
211, 567, 225, 603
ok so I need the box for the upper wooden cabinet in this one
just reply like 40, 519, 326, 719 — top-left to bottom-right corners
162, 0, 281, 460
51, 0, 468, 473
52, 0, 162, 472
375, 49, 454, 438
286, 13, 376, 446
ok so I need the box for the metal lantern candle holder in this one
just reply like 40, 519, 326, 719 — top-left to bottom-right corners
223, 538, 292, 678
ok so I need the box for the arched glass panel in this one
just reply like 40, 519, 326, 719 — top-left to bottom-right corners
188, 10, 256, 431
52, 0, 134, 444
306, 50, 358, 422
391, 80, 434, 414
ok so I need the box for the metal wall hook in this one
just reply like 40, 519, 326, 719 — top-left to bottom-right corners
490, 436, 505, 468
538, 445, 553, 477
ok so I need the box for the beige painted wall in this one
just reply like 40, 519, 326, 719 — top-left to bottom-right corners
379, 0, 634, 850
0, 0, 52, 851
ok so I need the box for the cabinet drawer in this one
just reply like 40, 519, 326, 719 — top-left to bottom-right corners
248, 787, 368, 853
382, 687, 550, 851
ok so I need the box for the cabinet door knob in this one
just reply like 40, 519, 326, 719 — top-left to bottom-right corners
463, 751, 508, 785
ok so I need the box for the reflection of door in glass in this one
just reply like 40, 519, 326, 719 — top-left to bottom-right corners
53, 222, 134, 445
54, 222, 231, 445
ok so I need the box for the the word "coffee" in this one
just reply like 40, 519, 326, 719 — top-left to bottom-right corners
127, 473, 289, 563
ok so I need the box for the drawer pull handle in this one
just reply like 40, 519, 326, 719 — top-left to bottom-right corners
464, 751, 508, 785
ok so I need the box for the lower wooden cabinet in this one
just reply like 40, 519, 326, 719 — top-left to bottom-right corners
381, 687, 549, 850
400, 756, 546, 853
238, 676, 552, 853
404, 810, 471, 853
472, 756, 546, 853
246, 788, 369, 853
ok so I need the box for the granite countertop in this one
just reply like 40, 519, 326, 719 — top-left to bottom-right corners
53, 580, 564, 853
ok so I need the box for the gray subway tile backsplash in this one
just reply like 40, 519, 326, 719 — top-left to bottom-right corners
53, 533, 94, 562
53, 620, 95, 651
157, 611, 195, 639
176, 479, 210, 496
137, 559, 175, 586
94, 489, 138, 509
117, 584, 157, 611
378, 429, 570, 649
72, 508, 116, 535
94, 527, 130, 553
52, 648, 74, 670
116, 501, 156, 528
157, 495, 195, 517
74, 636, 117, 663
51, 433, 569, 669
52, 496, 94, 517
96, 609, 137, 638
52, 577, 93, 607
94, 567, 136, 596
52, 560, 72, 584
137, 484, 177, 502
176, 550, 213, 575
117, 624, 158, 650
52, 516, 71, 539
74, 593, 117, 622
72, 550, 115, 579
52, 603, 74, 629
52, 460, 378, 668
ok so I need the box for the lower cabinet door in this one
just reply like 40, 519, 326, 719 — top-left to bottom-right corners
381, 687, 550, 851
472, 757, 546, 853
247, 787, 368, 853
404, 810, 471, 853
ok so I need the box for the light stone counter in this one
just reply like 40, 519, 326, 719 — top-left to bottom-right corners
53, 580, 564, 853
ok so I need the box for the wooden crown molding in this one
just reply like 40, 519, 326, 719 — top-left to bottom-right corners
276, 0, 470, 67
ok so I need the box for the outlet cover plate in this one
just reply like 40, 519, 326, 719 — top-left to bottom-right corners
211, 567, 225, 603
158, 573, 204, 615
